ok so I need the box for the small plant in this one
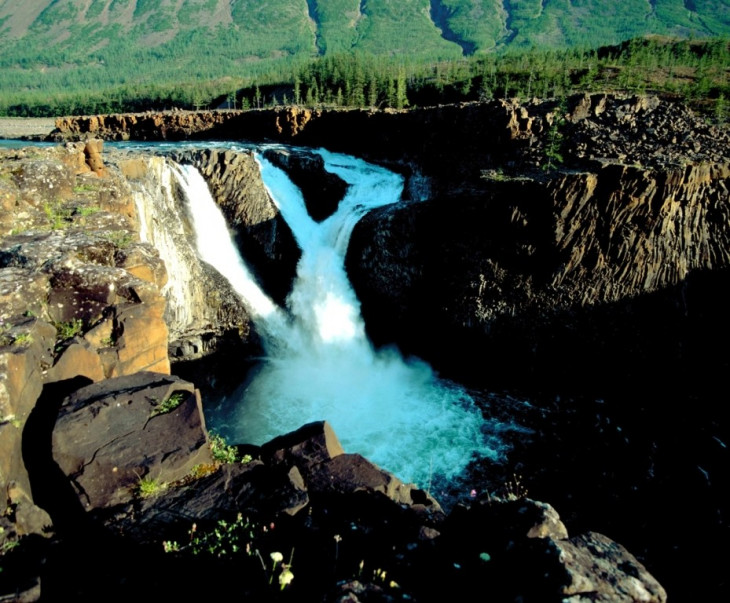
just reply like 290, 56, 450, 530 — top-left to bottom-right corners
150, 391, 187, 418
278, 566, 294, 590
43, 202, 72, 230
188, 463, 218, 480
103, 231, 134, 249
542, 98, 567, 172
136, 475, 166, 498
54, 318, 83, 341
163, 517, 294, 591
76, 206, 101, 217
12, 333, 32, 346
1, 415, 21, 429
501, 473, 528, 501
190, 514, 254, 557
210, 432, 240, 464
481, 167, 511, 182
73, 182, 100, 193
1, 540, 18, 554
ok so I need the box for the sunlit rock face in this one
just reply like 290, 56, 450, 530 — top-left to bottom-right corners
0, 143, 175, 527
122, 153, 256, 362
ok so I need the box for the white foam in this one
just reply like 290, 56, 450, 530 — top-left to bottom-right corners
177, 149, 508, 487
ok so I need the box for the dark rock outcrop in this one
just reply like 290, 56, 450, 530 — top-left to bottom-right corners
336, 96, 730, 395
429, 498, 666, 602
347, 159, 730, 392
263, 148, 349, 222
52, 372, 211, 510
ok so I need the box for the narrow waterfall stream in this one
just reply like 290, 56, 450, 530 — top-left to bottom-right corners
173, 149, 509, 488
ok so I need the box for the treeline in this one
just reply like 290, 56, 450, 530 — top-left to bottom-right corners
229, 38, 730, 122
2, 37, 728, 122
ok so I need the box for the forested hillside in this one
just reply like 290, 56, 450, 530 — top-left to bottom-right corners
0, 0, 729, 116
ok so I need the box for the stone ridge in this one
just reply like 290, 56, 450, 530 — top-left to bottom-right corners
52, 94, 730, 172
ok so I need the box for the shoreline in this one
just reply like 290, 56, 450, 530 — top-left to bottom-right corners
0, 117, 56, 140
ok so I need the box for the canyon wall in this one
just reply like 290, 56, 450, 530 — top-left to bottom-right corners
348, 162, 730, 393
51, 96, 730, 394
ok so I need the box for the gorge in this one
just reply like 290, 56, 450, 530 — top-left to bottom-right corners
2, 94, 729, 600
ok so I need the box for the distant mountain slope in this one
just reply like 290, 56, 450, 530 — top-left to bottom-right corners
0, 0, 728, 115
1, 0, 728, 58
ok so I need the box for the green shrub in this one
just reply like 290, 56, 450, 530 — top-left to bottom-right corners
150, 391, 187, 417
210, 432, 241, 464
54, 319, 83, 341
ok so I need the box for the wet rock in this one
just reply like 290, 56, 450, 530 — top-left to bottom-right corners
261, 420, 345, 474
263, 421, 442, 515
263, 148, 348, 222
115, 152, 255, 362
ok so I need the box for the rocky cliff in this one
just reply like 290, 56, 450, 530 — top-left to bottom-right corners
0, 142, 270, 558
1, 142, 174, 562
348, 159, 730, 392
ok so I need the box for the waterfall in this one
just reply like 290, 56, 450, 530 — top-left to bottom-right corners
170, 163, 281, 324
175, 148, 508, 488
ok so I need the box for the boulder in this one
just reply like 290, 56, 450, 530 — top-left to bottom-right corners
261, 420, 345, 474
557, 532, 667, 602
51, 372, 211, 510
263, 421, 442, 515
433, 498, 666, 602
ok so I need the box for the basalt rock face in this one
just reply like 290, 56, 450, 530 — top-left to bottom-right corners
345, 98, 730, 393
54, 110, 236, 142
52, 94, 729, 172
0, 143, 262, 558
118, 152, 256, 361
0, 143, 175, 564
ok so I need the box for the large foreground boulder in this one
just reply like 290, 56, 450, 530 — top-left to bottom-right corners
51, 372, 211, 510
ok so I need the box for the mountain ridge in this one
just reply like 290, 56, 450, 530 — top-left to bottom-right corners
2, 0, 728, 55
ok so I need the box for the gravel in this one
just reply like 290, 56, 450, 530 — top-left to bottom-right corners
0, 117, 56, 140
